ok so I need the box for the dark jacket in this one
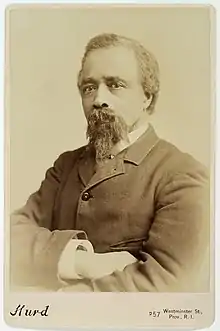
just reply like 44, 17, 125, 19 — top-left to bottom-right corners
10, 125, 210, 292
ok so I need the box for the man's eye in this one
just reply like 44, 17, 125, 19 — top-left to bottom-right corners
108, 82, 125, 89
82, 85, 96, 95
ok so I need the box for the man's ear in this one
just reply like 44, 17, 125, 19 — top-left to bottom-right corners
144, 93, 153, 110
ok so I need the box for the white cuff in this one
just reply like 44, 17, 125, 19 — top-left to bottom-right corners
57, 239, 94, 283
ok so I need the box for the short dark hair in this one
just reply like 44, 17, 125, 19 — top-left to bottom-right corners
78, 33, 160, 114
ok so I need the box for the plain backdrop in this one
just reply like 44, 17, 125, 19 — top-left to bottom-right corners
6, 5, 213, 211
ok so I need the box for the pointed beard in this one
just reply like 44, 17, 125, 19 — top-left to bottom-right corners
86, 108, 128, 161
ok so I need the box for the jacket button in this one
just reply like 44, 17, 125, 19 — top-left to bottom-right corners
81, 191, 91, 201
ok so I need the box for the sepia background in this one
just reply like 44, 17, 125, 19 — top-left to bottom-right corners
7, 5, 212, 212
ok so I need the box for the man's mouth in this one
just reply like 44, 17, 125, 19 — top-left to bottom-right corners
99, 118, 115, 124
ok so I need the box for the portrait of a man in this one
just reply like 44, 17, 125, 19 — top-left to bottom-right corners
7, 6, 212, 293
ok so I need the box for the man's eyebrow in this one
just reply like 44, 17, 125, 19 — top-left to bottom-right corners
80, 76, 128, 87
104, 76, 127, 82
80, 77, 97, 86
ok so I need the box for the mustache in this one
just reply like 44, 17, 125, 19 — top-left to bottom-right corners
87, 107, 116, 125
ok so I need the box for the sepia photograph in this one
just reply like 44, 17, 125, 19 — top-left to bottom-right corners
4, 3, 215, 329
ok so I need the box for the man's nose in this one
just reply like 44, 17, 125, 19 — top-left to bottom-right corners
93, 83, 110, 109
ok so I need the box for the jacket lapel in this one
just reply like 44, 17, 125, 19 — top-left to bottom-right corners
78, 149, 125, 190
86, 156, 125, 190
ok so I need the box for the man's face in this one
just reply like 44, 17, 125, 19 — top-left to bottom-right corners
79, 45, 149, 161
79, 46, 147, 128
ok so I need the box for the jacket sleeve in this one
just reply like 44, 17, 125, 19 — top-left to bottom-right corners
90, 164, 210, 292
10, 151, 87, 290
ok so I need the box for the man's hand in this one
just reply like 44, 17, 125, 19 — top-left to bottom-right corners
75, 250, 137, 280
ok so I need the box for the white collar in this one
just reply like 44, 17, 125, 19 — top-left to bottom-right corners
110, 121, 149, 157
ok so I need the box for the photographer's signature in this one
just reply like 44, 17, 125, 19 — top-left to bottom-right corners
10, 304, 49, 317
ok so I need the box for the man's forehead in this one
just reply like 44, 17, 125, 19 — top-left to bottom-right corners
81, 46, 140, 81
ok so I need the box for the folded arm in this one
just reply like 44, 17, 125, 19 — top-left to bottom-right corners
86, 166, 210, 292
10, 152, 87, 290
